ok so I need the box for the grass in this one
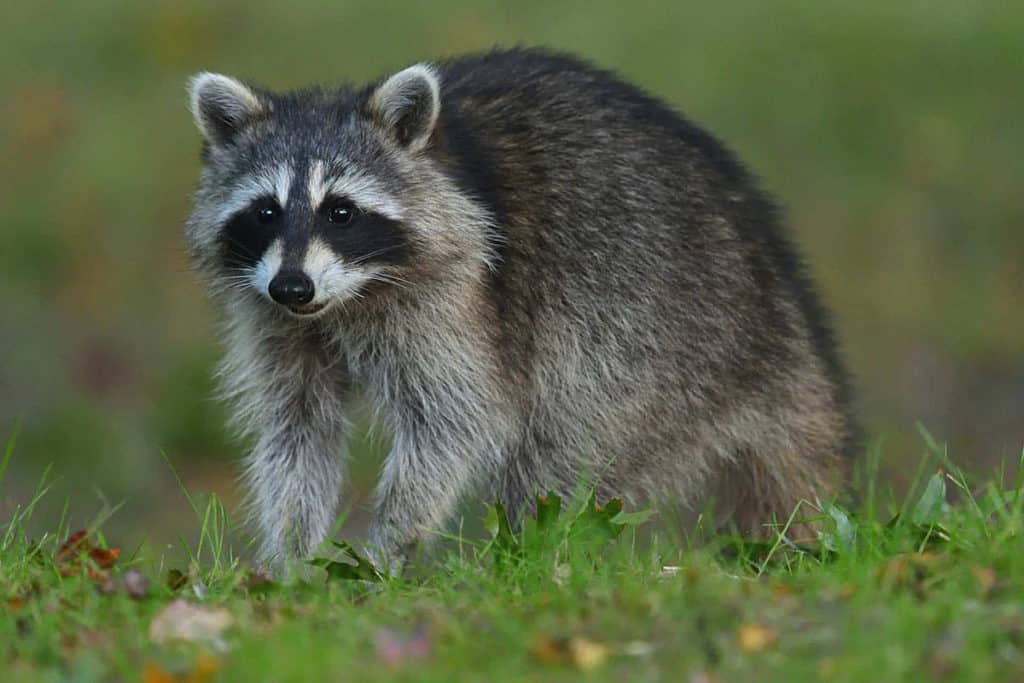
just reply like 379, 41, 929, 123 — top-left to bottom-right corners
3, 433, 1024, 682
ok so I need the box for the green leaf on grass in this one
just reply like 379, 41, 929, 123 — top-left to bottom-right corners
310, 540, 383, 582
484, 502, 522, 567
976, 487, 1011, 519
911, 472, 947, 525
610, 509, 654, 527
535, 493, 562, 533
821, 502, 856, 552
570, 493, 626, 544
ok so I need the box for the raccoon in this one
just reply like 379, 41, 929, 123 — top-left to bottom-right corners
184, 48, 856, 571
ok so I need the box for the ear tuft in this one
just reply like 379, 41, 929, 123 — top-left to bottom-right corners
187, 72, 264, 146
366, 64, 441, 153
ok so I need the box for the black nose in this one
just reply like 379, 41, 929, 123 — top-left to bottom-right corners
268, 272, 315, 306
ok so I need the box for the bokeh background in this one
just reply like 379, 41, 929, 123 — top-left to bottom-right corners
2, 1, 1021, 550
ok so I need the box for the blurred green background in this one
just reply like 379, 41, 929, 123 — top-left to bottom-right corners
1, 1, 1021, 549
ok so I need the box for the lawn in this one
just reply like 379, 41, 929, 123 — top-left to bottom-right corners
3, 428, 1023, 682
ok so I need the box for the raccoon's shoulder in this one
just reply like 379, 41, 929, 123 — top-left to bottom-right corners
436, 47, 606, 95
436, 47, 664, 124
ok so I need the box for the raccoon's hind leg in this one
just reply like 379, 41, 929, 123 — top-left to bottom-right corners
712, 446, 845, 542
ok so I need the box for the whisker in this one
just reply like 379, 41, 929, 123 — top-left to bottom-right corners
347, 245, 405, 266
366, 272, 410, 290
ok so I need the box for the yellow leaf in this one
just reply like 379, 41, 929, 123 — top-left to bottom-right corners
187, 654, 221, 683
141, 654, 220, 683
737, 623, 777, 652
533, 636, 609, 670
142, 664, 176, 683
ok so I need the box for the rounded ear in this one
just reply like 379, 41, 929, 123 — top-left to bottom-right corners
187, 72, 265, 146
365, 64, 440, 153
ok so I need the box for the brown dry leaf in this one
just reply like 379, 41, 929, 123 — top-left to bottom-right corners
875, 553, 941, 594
737, 623, 777, 652
533, 636, 609, 671
55, 530, 120, 580
149, 599, 234, 652
166, 569, 189, 592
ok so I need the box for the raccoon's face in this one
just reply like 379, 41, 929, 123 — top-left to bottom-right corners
185, 64, 487, 319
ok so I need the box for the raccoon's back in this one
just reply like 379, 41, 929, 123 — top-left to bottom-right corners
436, 48, 755, 226
434, 48, 851, 448
435, 47, 777, 307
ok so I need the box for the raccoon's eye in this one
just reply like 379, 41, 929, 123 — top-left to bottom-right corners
328, 201, 358, 226
255, 205, 279, 225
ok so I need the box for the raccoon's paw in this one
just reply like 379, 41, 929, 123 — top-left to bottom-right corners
362, 545, 405, 579
252, 553, 316, 583
364, 533, 415, 579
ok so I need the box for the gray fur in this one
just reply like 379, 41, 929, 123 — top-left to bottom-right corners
184, 48, 856, 570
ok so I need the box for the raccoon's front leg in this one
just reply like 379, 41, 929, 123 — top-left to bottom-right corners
226, 332, 349, 569
245, 413, 347, 569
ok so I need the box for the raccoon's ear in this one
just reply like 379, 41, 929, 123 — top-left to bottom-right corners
187, 72, 265, 146
365, 64, 440, 153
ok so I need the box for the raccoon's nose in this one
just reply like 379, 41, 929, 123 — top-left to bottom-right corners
268, 272, 315, 306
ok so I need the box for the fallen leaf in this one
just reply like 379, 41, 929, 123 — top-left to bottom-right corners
149, 599, 234, 651
875, 553, 942, 595
166, 569, 188, 591
141, 664, 176, 683
142, 654, 220, 683
55, 530, 120, 580
737, 623, 777, 652
374, 627, 432, 666
124, 570, 150, 599
533, 636, 609, 671
192, 654, 220, 682
836, 582, 858, 601
310, 541, 384, 582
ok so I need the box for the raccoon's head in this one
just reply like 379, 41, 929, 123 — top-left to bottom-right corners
185, 64, 493, 319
